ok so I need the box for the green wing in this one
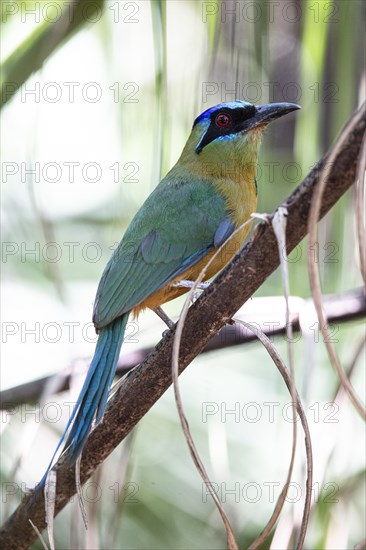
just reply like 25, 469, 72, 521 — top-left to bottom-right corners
93, 176, 230, 329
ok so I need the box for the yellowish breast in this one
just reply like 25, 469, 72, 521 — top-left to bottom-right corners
133, 175, 257, 316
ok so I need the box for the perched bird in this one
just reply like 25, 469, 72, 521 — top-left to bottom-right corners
43, 100, 300, 476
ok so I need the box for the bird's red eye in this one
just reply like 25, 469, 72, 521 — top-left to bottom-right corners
215, 113, 231, 127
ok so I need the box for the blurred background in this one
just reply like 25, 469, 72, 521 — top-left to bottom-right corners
1, 0, 365, 548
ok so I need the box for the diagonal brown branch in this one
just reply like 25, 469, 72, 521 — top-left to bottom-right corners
0, 102, 365, 549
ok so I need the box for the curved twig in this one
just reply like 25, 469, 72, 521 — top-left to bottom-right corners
238, 321, 313, 550
171, 218, 255, 550
248, 207, 300, 549
28, 520, 48, 550
307, 111, 366, 419
334, 334, 366, 401
355, 132, 366, 288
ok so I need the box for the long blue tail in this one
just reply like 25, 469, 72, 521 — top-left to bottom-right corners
40, 314, 128, 484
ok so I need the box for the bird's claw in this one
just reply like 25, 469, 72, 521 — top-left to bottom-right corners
173, 280, 211, 303
251, 212, 271, 224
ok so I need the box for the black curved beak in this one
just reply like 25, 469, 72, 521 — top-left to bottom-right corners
252, 102, 301, 128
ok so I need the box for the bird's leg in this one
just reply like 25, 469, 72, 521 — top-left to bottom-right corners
152, 306, 175, 330
153, 281, 211, 333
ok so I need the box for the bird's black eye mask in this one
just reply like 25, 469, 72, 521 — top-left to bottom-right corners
195, 104, 257, 154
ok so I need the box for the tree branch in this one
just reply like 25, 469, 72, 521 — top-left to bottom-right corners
1, 288, 365, 409
1, 102, 365, 549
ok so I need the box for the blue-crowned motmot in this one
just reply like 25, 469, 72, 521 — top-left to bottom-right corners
42, 100, 300, 479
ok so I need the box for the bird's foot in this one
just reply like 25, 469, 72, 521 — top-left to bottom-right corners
173, 279, 211, 303
173, 279, 211, 291
250, 212, 271, 224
